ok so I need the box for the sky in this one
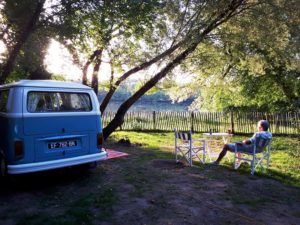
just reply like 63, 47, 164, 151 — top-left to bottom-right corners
0, 38, 188, 84
0, 38, 142, 83
45, 40, 112, 82
44, 40, 82, 81
0, 41, 6, 63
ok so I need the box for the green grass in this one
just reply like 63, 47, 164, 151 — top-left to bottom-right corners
108, 131, 300, 188
16, 185, 117, 225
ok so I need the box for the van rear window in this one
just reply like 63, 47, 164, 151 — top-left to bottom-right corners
0, 90, 9, 113
27, 91, 92, 113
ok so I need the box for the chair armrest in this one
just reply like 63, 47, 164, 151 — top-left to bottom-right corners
235, 142, 243, 145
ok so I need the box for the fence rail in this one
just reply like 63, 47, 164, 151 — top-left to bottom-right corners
102, 111, 300, 135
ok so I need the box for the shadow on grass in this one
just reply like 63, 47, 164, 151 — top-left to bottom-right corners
264, 169, 300, 188
220, 161, 300, 188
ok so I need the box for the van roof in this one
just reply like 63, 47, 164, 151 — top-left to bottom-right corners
0, 80, 92, 90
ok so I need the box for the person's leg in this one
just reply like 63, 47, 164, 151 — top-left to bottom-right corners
215, 144, 230, 163
211, 144, 233, 165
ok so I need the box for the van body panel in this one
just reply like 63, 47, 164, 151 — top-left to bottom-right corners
34, 133, 90, 161
23, 114, 98, 135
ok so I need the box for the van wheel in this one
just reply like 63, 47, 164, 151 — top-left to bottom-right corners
0, 155, 7, 178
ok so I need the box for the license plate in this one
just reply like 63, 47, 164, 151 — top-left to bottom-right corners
48, 140, 77, 149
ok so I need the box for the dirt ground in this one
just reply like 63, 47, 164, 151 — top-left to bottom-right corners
0, 143, 299, 225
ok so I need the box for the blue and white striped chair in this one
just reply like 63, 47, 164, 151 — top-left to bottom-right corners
174, 129, 207, 166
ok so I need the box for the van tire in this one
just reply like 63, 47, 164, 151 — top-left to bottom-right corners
0, 154, 7, 179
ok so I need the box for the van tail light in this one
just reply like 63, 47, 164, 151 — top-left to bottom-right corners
97, 132, 104, 149
15, 140, 24, 159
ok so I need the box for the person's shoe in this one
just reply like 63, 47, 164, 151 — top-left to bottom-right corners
234, 160, 242, 169
210, 161, 219, 166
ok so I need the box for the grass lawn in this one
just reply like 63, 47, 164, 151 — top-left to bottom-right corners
109, 131, 300, 188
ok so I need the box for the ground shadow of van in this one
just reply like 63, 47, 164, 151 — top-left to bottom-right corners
0, 164, 97, 194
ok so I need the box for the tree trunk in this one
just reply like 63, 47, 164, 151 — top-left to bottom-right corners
100, 63, 115, 114
100, 42, 182, 114
0, 0, 45, 84
103, 43, 199, 139
82, 49, 102, 85
91, 50, 103, 94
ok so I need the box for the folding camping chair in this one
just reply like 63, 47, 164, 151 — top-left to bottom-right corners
174, 129, 207, 166
233, 134, 272, 175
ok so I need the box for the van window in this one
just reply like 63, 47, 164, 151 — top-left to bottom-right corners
0, 90, 9, 112
27, 91, 92, 113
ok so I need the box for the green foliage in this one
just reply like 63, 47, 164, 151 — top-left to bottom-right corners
165, 0, 300, 112
59, 0, 166, 65
52, 74, 66, 81
0, 0, 57, 80
3, 0, 37, 38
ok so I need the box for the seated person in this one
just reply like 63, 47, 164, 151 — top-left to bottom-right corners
211, 120, 272, 165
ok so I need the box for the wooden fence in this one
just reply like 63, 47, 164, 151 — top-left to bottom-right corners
102, 111, 300, 135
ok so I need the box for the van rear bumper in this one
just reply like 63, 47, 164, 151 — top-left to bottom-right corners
7, 151, 107, 174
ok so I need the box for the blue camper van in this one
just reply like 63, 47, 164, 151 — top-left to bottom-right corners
0, 80, 107, 177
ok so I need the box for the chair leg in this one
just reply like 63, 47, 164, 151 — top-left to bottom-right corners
234, 153, 237, 169
189, 148, 192, 166
251, 155, 255, 175
234, 153, 242, 169
266, 153, 270, 168
206, 141, 212, 162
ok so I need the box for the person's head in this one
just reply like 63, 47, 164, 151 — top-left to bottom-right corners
257, 120, 269, 131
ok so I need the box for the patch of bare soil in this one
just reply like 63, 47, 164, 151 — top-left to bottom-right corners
0, 144, 299, 225
152, 159, 188, 169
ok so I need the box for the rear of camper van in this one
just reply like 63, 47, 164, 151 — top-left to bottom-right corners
0, 80, 107, 177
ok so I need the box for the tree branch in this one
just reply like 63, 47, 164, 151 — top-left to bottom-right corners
0, 0, 46, 84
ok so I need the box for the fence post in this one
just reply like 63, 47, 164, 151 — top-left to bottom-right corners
230, 111, 235, 133
153, 111, 156, 130
191, 111, 194, 132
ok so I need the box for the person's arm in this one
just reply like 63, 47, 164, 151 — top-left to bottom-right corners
242, 139, 251, 145
242, 133, 257, 145
249, 132, 258, 144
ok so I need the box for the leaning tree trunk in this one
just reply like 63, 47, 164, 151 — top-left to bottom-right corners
100, 42, 182, 114
82, 49, 102, 85
0, 0, 45, 84
103, 43, 199, 139
91, 51, 103, 94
